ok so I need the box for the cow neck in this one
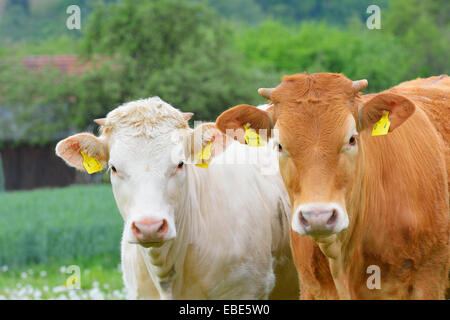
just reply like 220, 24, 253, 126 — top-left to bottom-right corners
139, 238, 187, 299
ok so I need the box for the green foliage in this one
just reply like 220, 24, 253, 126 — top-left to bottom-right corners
0, 155, 4, 192
205, 0, 389, 25
78, 0, 263, 122
0, 184, 123, 267
0, 0, 448, 145
385, 0, 450, 77
0, 0, 266, 144
0, 35, 78, 58
200, 0, 265, 25
0, 60, 75, 144
0, 0, 91, 41
234, 19, 411, 92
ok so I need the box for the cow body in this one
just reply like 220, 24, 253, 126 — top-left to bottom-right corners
325, 103, 448, 299
216, 74, 449, 299
56, 97, 298, 300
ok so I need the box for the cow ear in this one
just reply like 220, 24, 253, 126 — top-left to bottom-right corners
359, 93, 415, 133
216, 104, 274, 144
185, 123, 231, 166
55, 133, 108, 172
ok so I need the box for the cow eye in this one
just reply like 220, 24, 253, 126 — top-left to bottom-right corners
177, 161, 184, 169
349, 136, 357, 146
278, 144, 283, 152
111, 166, 117, 174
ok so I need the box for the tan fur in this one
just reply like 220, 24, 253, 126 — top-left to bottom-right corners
216, 73, 449, 299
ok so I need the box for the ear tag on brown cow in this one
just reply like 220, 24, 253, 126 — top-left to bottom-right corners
244, 124, 265, 147
195, 142, 212, 168
371, 111, 391, 136
80, 151, 103, 174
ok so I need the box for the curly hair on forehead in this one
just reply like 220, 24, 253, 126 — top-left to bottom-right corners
100, 97, 189, 138
274, 72, 357, 102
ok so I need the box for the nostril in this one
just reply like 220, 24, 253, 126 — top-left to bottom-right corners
299, 211, 309, 227
157, 219, 168, 235
327, 209, 337, 226
131, 222, 141, 235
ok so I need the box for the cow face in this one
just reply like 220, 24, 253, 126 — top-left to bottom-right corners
106, 131, 185, 247
56, 98, 225, 248
217, 73, 415, 239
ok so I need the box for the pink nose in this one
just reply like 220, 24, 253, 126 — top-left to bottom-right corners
131, 218, 168, 243
299, 208, 338, 234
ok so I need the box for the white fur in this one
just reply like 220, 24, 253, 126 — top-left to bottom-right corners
101, 98, 298, 299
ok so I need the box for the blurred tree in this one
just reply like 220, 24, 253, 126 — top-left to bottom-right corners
385, 0, 450, 77
0, 0, 267, 146
235, 19, 411, 92
0, 61, 76, 144
79, 0, 264, 123
0, 155, 4, 192
252, 0, 389, 25
0, 0, 95, 41
203, 0, 265, 25
1, 0, 448, 146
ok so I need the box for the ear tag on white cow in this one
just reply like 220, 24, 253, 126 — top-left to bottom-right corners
243, 124, 265, 147
80, 151, 103, 174
195, 142, 212, 168
371, 111, 391, 136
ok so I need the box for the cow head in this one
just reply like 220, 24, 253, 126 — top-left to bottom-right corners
56, 97, 227, 248
216, 73, 415, 240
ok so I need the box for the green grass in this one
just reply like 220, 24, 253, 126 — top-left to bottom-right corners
0, 184, 127, 299
0, 259, 126, 299
0, 184, 123, 267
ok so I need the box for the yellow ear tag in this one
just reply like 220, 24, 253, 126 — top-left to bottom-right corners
80, 151, 103, 174
243, 124, 265, 147
371, 111, 391, 136
195, 142, 212, 168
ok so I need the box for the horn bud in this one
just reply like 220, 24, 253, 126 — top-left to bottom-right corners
94, 118, 106, 126
182, 112, 194, 121
258, 88, 274, 99
352, 79, 368, 92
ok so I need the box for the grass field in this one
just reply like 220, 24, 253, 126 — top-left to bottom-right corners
0, 184, 123, 267
0, 259, 126, 299
0, 184, 127, 299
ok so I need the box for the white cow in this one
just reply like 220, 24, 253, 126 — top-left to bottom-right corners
55, 97, 298, 299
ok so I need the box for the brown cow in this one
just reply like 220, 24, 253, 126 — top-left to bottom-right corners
216, 73, 449, 299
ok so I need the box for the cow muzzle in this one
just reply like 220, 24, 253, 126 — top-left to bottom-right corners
292, 202, 348, 236
130, 218, 169, 246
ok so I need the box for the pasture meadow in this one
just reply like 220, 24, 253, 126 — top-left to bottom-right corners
0, 260, 126, 300
0, 184, 128, 299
